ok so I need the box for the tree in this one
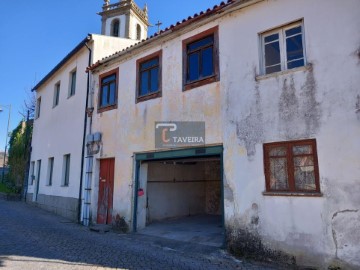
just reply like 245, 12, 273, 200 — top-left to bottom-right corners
20, 89, 36, 120
6, 116, 33, 194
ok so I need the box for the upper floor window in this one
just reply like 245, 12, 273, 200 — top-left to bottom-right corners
53, 82, 60, 107
136, 24, 141, 40
98, 69, 118, 112
183, 26, 219, 91
35, 97, 41, 119
111, 19, 120, 37
260, 21, 305, 75
263, 139, 320, 195
69, 69, 76, 97
136, 51, 162, 103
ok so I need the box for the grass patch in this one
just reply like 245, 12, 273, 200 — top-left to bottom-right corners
0, 182, 14, 193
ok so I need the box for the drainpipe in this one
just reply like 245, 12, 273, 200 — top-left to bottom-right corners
78, 35, 92, 224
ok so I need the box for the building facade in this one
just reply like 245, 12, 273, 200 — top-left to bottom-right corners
27, 0, 360, 268
84, 0, 360, 268
27, 0, 148, 220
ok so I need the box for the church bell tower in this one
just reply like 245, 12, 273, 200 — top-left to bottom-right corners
99, 0, 149, 40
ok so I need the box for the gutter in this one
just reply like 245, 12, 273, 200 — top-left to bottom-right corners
77, 35, 92, 224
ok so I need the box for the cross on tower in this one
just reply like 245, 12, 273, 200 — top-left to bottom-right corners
155, 20, 162, 34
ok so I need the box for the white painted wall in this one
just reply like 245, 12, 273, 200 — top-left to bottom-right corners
129, 11, 147, 40
88, 0, 360, 268
28, 46, 89, 200
28, 35, 138, 209
104, 15, 127, 37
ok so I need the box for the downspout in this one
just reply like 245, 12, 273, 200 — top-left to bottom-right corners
78, 36, 92, 223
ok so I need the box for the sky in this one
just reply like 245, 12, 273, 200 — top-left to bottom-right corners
0, 0, 222, 152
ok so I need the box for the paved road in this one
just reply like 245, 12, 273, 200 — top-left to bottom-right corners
0, 200, 283, 270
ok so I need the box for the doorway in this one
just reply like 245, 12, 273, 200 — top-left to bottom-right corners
134, 146, 224, 247
97, 158, 115, 224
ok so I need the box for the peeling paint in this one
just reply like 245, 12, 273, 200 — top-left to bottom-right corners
277, 67, 322, 139
223, 183, 234, 203
235, 82, 264, 158
279, 76, 299, 139
331, 209, 360, 265
300, 68, 322, 136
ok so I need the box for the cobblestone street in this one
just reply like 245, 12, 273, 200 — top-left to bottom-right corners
0, 200, 284, 270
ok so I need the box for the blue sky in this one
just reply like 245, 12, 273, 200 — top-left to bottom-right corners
0, 0, 222, 151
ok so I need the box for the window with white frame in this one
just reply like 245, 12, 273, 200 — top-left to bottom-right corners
261, 21, 305, 75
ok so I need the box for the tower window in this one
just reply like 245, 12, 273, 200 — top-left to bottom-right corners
136, 24, 141, 40
111, 19, 120, 37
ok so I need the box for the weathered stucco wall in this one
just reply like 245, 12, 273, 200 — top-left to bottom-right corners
89, 0, 360, 268
90, 21, 223, 227
220, 0, 360, 268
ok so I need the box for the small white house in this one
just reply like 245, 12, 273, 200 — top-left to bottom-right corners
85, 0, 360, 268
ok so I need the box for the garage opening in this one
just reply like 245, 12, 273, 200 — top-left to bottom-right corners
135, 152, 224, 247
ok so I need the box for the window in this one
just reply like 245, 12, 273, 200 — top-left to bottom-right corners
69, 69, 76, 97
183, 26, 219, 91
111, 19, 120, 37
98, 69, 118, 112
47, 157, 54, 186
29, 161, 35, 185
36, 159, 41, 186
136, 24, 141, 40
62, 154, 70, 186
53, 82, 60, 107
263, 139, 320, 195
35, 97, 41, 119
136, 51, 162, 102
261, 21, 305, 75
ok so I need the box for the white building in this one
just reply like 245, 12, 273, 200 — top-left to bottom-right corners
27, 0, 148, 221
27, 0, 360, 268
84, 0, 360, 269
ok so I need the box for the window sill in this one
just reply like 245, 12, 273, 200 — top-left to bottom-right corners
98, 104, 117, 113
136, 91, 162, 103
61, 185, 69, 187
256, 64, 312, 81
263, 191, 323, 197
184, 75, 219, 91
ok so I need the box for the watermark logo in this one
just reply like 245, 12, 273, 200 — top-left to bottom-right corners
155, 121, 205, 148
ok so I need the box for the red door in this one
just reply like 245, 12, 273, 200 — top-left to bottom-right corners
97, 158, 115, 224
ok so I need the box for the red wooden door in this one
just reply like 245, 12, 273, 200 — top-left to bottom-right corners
97, 158, 115, 224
